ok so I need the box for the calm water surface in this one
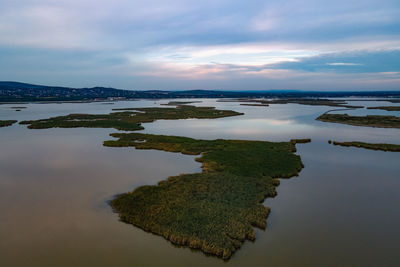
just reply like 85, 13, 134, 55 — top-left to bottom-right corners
0, 99, 399, 266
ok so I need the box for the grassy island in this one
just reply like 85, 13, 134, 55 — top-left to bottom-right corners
0, 120, 17, 127
104, 133, 306, 259
316, 113, 400, 128
331, 141, 400, 152
367, 106, 400, 111
20, 105, 243, 131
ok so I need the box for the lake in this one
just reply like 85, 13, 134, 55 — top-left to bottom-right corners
0, 99, 399, 266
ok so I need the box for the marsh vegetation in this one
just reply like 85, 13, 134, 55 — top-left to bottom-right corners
220, 98, 363, 108
0, 120, 17, 127
367, 106, 400, 111
161, 101, 203, 106
19, 103, 310, 260
330, 141, 400, 152
316, 113, 400, 128
105, 133, 306, 259
240, 103, 269, 107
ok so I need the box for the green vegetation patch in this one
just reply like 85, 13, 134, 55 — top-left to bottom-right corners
0, 120, 17, 127
20, 105, 243, 131
316, 113, 400, 128
105, 133, 305, 259
331, 141, 400, 152
262, 98, 362, 108
367, 106, 400, 111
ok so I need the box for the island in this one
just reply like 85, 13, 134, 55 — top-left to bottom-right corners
330, 141, 400, 152
0, 120, 17, 127
367, 106, 400, 111
20, 105, 243, 131
316, 113, 400, 128
105, 133, 308, 259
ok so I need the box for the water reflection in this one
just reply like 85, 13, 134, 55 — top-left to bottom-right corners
0, 99, 399, 266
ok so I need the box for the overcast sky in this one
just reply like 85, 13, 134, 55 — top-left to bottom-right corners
0, 0, 399, 90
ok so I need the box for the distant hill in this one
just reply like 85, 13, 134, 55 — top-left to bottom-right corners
1, 81, 399, 102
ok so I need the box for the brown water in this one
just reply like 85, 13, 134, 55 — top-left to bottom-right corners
0, 99, 399, 266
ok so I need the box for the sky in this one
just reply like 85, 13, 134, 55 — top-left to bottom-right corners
0, 0, 399, 91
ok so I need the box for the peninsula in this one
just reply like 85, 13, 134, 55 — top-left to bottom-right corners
105, 133, 307, 259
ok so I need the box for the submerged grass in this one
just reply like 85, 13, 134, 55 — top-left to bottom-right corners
105, 133, 306, 259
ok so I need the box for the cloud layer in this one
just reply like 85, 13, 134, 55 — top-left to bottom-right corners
0, 0, 399, 90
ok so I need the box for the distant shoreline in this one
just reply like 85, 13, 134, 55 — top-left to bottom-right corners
1, 81, 400, 103
0, 99, 140, 105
